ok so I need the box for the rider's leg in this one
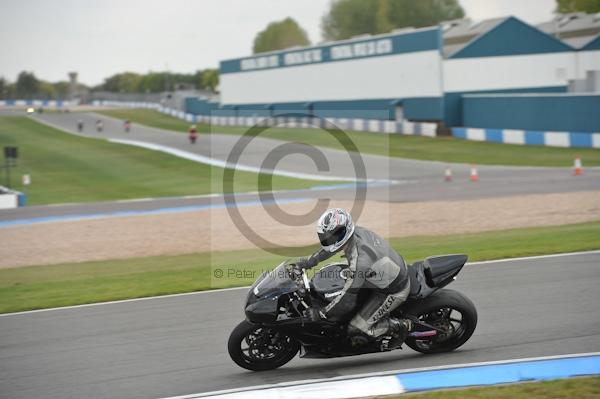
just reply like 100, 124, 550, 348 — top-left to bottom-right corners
348, 281, 411, 343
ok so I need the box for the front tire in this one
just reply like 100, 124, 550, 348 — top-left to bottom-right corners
403, 289, 477, 354
228, 321, 300, 371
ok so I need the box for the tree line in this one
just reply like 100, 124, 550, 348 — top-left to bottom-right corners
0, 72, 72, 100
253, 0, 600, 54
97, 69, 218, 93
0, 69, 219, 100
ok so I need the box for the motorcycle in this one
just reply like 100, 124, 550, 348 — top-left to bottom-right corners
228, 255, 477, 371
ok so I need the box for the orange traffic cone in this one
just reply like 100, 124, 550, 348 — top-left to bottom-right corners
470, 165, 479, 182
444, 167, 453, 182
573, 156, 583, 176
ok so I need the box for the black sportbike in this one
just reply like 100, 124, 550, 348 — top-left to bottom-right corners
228, 255, 477, 371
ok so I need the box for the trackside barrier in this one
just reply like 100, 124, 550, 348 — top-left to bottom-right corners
0, 100, 71, 108
0, 186, 26, 209
453, 127, 600, 149
162, 353, 600, 399
93, 100, 438, 137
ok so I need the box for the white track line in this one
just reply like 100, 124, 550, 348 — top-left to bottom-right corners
467, 249, 600, 265
32, 115, 394, 184
109, 138, 393, 183
159, 352, 600, 399
1, 250, 598, 317
0, 286, 248, 317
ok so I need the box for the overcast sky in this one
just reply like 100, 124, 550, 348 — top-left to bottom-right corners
0, 0, 556, 86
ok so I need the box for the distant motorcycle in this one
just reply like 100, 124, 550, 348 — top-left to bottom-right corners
228, 255, 477, 371
188, 129, 198, 144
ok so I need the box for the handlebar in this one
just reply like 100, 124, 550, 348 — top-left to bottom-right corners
288, 263, 311, 296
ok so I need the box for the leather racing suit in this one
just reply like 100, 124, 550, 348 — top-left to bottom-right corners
302, 226, 410, 339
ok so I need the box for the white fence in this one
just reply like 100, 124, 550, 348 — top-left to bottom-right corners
94, 100, 438, 137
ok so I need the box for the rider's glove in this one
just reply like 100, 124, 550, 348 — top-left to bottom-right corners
291, 258, 309, 279
295, 257, 309, 270
291, 264, 304, 279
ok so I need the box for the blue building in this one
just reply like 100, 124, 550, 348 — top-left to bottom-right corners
185, 15, 600, 139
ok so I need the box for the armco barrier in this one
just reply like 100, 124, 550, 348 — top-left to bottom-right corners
93, 100, 438, 137
453, 127, 600, 149
165, 353, 600, 399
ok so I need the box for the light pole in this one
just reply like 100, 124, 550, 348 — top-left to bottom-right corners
3, 146, 18, 188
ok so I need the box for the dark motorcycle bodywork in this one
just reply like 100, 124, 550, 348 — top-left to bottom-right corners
244, 255, 468, 358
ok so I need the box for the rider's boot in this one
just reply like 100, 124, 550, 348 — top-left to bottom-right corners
347, 318, 413, 350
379, 318, 413, 351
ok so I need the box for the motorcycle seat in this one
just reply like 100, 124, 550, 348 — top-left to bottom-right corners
423, 254, 468, 287
407, 261, 426, 297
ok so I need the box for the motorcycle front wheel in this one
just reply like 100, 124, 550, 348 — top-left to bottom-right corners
228, 320, 300, 371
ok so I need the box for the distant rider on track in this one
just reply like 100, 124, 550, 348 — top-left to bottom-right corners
188, 125, 198, 144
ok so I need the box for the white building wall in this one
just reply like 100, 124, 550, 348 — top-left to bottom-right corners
443, 52, 577, 93
220, 50, 443, 105
577, 50, 600, 79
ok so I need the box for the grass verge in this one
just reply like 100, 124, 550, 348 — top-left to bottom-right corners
0, 116, 329, 205
388, 376, 600, 399
0, 221, 598, 314
98, 108, 600, 167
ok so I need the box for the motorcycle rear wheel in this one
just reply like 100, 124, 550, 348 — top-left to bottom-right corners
228, 320, 300, 371
402, 289, 477, 354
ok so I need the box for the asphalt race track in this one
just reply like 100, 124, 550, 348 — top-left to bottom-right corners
0, 110, 598, 223
1, 252, 599, 399
1, 110, 598, 398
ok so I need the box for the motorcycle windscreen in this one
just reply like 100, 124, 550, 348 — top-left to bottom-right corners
253, 263, 297, 298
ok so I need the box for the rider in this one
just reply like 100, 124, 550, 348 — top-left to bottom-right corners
295, 208, 412, 350
188, 124, 198, 144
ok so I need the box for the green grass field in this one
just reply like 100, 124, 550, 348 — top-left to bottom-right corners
389, 376, 600, 399
0, 116, 329, 205
98, 108, 600, 167
0, 221, 598, 314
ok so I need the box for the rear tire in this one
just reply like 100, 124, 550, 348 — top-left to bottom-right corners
228, 320, 300, 371
402, 289, 477, 354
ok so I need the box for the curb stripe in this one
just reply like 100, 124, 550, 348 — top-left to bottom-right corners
159, 353, 600, 399
0, 197, 312, 228
453, 127, 600, 148
397, 355, 600, 392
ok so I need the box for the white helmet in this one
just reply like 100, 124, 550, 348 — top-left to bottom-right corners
317, 208, 355, 253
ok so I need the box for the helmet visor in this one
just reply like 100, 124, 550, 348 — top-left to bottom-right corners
318, 225, 347, 247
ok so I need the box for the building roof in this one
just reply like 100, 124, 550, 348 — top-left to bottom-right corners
441, 17, 508, 56
241, 13, 598, 65
537, 12, 600, 49
441, 13, 600, 54
561, 34, 599, 49
445, 16, 572, 59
